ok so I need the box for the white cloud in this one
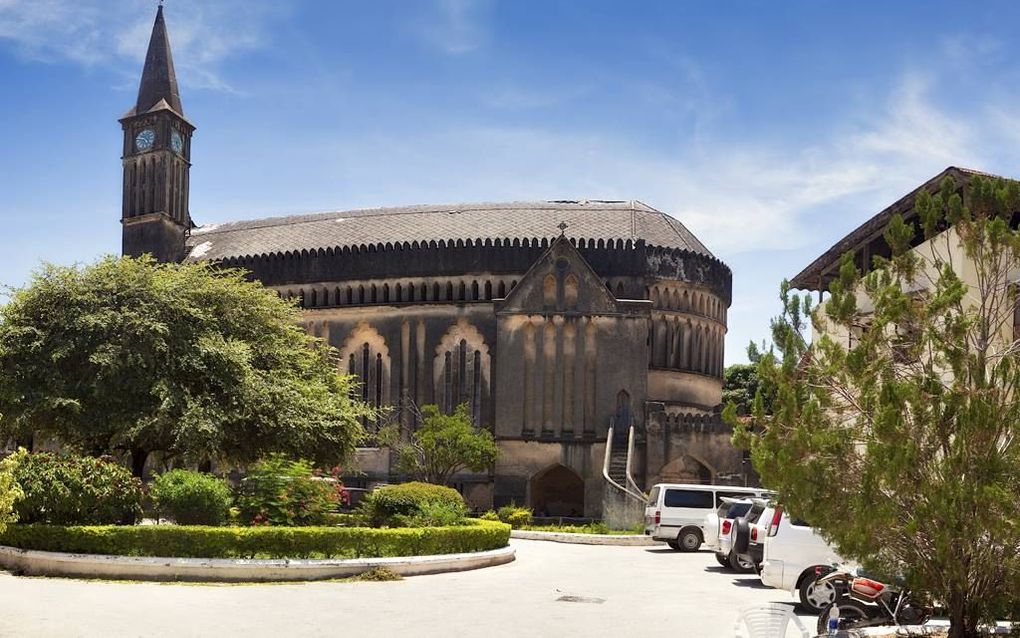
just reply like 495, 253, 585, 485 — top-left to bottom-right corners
0, 0, 279, 92
310, 70, 1014, 258
410, 0, 492, 55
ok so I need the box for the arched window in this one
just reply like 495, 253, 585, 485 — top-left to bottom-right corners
471, 281, 479, 301
339, 323, 391, 430
497, 281, 506, 298
434, 320, 491, 424
564, 274, 579, 309
543, 274, 556, 309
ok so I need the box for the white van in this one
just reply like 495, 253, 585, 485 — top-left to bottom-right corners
644, 483, 768, 551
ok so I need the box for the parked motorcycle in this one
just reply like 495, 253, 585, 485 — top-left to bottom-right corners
814, 565, 931, 634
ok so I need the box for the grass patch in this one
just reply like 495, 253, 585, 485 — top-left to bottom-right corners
520, 523, 644, 535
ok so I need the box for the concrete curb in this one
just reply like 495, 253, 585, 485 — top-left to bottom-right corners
511, 530, 662, 546
0, 544, 515, 583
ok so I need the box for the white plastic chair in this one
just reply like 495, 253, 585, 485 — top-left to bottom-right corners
733, 604, 812, 638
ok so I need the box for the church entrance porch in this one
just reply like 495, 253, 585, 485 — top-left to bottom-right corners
530, 464, 585, 517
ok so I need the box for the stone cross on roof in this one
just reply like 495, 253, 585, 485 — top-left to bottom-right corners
557, 221, 568, 235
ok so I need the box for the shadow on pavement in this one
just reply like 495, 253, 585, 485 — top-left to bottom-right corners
730, 577, 769, 590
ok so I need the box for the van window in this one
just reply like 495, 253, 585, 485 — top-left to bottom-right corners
663, 489, 714, 509
647, 486, 660, 507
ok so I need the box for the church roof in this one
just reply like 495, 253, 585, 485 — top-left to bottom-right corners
134, 6, 183, 116
185, 200, 714, 262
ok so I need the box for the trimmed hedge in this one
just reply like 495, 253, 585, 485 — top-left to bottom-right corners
0, 519, 510, 560
361, 482, 465, 526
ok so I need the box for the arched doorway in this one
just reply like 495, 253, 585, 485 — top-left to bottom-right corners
531, 464, 585, 517
657, 454, 713, 484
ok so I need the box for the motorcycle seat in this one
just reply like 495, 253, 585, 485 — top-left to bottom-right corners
851, 577, 885, 600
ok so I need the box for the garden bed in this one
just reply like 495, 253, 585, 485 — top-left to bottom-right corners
0, 519, 510, 560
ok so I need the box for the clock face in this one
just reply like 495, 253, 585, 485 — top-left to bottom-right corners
170, 130, 184, 154
135, 128, 156, 152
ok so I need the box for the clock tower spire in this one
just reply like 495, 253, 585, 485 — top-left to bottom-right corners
119, 4, 194, 263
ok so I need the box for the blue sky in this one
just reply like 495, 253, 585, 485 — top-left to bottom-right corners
2, 0, 1020, 364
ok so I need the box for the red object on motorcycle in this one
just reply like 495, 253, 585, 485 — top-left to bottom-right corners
851, 577, 886, 600
722, 520, 732, 535
767, 507, 783, 537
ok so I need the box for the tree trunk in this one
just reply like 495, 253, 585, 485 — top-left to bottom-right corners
130, 448, 149, 478
947, 590, 980, 638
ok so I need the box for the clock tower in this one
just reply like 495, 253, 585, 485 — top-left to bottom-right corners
119, 5, 194, 263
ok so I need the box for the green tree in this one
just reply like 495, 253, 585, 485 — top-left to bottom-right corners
0, 256, 373, 476
382, 403, 499, 486
0, 449, 26, 534
732, 176, 1020, 637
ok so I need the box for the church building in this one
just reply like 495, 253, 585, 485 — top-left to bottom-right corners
120, 7, 748, 517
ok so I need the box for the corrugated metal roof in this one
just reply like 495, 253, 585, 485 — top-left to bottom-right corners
185, 200, 713, 261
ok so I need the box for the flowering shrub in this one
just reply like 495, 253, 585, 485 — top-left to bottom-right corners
234, 455, 342, 526
150, 469, 233, 526
13, 453, 142, 525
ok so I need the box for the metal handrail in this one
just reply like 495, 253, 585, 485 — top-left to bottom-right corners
625, 425, 647, 499
602, 425, 646, 502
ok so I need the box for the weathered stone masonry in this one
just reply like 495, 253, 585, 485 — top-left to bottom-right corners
118, 6, 753, 518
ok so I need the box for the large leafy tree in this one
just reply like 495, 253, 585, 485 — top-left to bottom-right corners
0, 256, 372, 476
381, 403, 498, 486
733, 176, 1020, 637
723, 343, 778, 416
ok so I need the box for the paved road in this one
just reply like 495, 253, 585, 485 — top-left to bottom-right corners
0, 540, 816, 637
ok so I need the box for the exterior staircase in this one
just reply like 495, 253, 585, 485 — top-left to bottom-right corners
608, 446, 630, 486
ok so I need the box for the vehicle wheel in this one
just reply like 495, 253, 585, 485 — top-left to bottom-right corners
728, 551, 755, 573
666, 540, 681, 551
799, 572, 838, 613
714, 552, 728, 567
815, 601, 871, 635
677, 528, 702, 552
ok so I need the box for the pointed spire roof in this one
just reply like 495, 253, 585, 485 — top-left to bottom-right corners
135, 5, 183, 116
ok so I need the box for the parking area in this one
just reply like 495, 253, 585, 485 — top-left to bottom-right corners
0, 539, 815, 638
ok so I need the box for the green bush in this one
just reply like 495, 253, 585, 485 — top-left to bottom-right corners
150, 469, 233, 526
235, 455, 341, 526
403, 501, 468, 527
0, 449, 26, 535
479, 510, 500, 522
13, 453, 143, 525
496, 504, 533, 529
360, 482, 466, 527
0, 519, 511, 559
